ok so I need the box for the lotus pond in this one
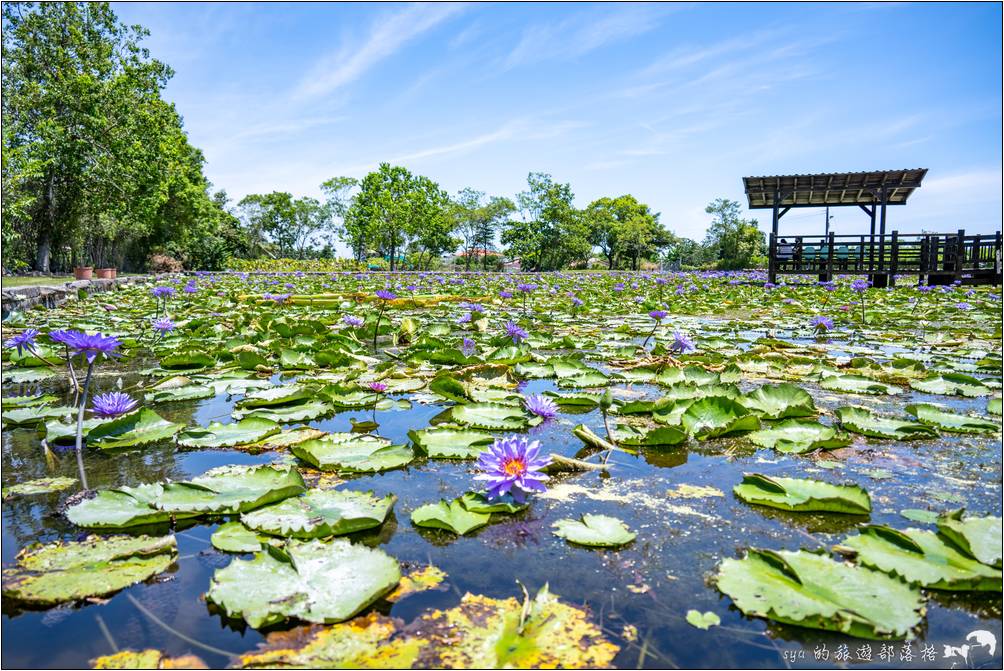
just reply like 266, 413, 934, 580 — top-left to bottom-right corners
1, 271, 1001, 669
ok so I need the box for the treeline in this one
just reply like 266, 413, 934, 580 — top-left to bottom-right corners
1, 2, 766, 274
235, 166, 766, 272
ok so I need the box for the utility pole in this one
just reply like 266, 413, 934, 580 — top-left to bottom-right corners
825, 206, 833, 236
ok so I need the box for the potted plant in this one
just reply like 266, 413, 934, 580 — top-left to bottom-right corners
95, 267, 116, 279
73, 265, 93, 280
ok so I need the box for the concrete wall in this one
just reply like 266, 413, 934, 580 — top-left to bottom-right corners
1, 276, 160, 320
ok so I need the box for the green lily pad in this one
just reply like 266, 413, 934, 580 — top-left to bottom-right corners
408, 427, 494, 459
612, 425, 687, 447
91, 649, 207, 669
747, 420, 852, 454
2, 534, 177, 606
459, 491, 528, 514
838, 525, 1001, 591
904, 403, 1000, 434
910, 373, 990, 397
292, 435, 413, 473
205, 538, 401, 627
685, 609, 720, 630
449, 403, 530, 430
411, 499, 490, 535
988, 397, 1003, 416
64, 484, 173, 529
156, 464, 307, 514
2, 405, 75, 427
143, 385, 215, 404
2, 476, 77, 500
681, 396, 760, 439
715, 548, 923, 639
733, 473, 871, 514
234, 399, 334, 423
937, 509, 1002, 567
820, 375, 901, 396
835, 406, 938, 440
551, 514, 636, 547
176, 417, 281, 448
900, 509, 939, 524
211, 522, 267, 553
86, 408, 185, 449
241, 489, 396, 539
741, 383, 817, 419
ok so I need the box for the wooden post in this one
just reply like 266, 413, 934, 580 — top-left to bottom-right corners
824, 232, 835, 282
868, 207, 876, 272
858, 235, 865, 273
955, 229, 966, 283
768, 232, 777, 284
972, 234, 982, 270
889, 230, 898, 287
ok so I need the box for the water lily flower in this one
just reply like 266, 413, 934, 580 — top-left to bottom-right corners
524, 394, 559, 420
810, 315, 834, 332
457, 312, 472, 324
375, 289, 397, 301
670, 331, 695, 354
151, 286, 175, 298
649, 310, 668, 321
504, 321, 529, 344
50, 330, 122, 364
475, 435, 550, 503
851, 279, 870, 293
343, 314, 365, 327
152, 317, 176, 334
462, 337, 477, 357
183, 280, 198, 294
4, 328, 39, 356
91, 392, 138, 418
367, 381, 388, 393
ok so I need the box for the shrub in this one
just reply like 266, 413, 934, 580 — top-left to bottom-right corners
148, 254, 183, 273
224, 258, 362, 273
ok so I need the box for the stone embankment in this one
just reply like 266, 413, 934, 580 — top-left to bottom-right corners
1, 275, 159, 319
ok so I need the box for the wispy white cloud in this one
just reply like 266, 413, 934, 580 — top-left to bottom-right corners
294, 3, 465, 99
502, 5, 670, 70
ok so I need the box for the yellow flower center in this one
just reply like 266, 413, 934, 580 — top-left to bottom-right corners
502, 458, 526, 477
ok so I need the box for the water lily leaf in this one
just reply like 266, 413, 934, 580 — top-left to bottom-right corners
238, 385, 312, 408
241, 489, 396, 539
428, 375, 470, 403
449, 403, 530, 430
408, 585, 618, 668
279, 349, 316, 369
2, 394, 57, 409
86, 408, 185, 449
612, 425, 687, 447
292, 435, 413, 473
733, 473, 871, 514
408, 427, 493, 459
904, 403, 1000, 434
411, 499, 490, 535
988, 397, 1003, 416
715, 548, 923, 639
156, 464, 307, 514
211, 521, 266, 553
143, 385, 215, 404
820, 375, 901, 396
1, 534, 177, 606
747, 420, 853, 454
233, 399, 334, 423
901, 509, 939, 524
685, 609, 720, 630
910, 373, 990, 397
206, 538, 401, 628
552, 514, 636, 547
741, 383, 817, 419
459, 491, 528, 514
937, 509, 1002, 567
2, 476, 77, 500
681, 396, 760, 439
838, 525, 1001, 591
64, 484, 173, 529
235, 426, 327, 453
835, 406, 938, 440
2, 405, 75, 426
176, 417, 281, 448
91, 649, 207, 669
386, 564, 448, 602
160, 350, 216, 371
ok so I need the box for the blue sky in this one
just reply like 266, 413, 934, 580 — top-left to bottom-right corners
113, 2, 1002, 243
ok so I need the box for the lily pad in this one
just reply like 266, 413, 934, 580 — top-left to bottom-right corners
2, 477, 77, 500
551, 514, 636, 547
408, 427, 494, 459
681, 396, 760, 439
715, 548, 923, 639
838, 525, 1001, 591
904, 403, 1000, 434
176, 417, 281, 448
733, 474, 871, 514
449, 403, 531, 430
835, 406, 938, 440
91, 649, 207, 669
411, 499, 491, 535
2, 534, 177, 606
241, 489, 396, 539
156, 464, 307, 515
910, 373, 990, 397
937, 509, 1003, 567
86, 408, 185, 449
459, 491, 528, 514
292, 435, 414, 473
206, 538, 401, 627
613, 425, 687, 447
741, 383, 817, 419
747, 420, 852, 454
211, 522, 266, 553
685, 609, 721, 630
820, 375, 901, 396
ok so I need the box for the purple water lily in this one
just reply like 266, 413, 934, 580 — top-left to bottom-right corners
475, 435, 550, 503
151, 286, 175, 299
152, 317, 176, 334
504, 321, 529, 344
343, 314, 365, 327
462, 337, 477, 357
649, 310, 668, 321
367, 381, 388, 393
50, 330, 122, 363
91, 392, 138, 418
524, 394, 559, 420
810, 315, 834, 332
375, 289, 397, 301
4, 329, 39, 356
670, 331, 695, 354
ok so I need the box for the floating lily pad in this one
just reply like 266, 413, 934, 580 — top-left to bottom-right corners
210, 522, 266, 553
91, 649, 207, 669
411, 499, 491, 535
459, 491, 528, 514
2, 476, 77, 500
681, 396, 760, 439
835, 406, 938, 440
552, 514, 636, 547
685, 609, 721, 630
2, 534, 177, 606
156, 464, 307, 515
820, 375, 901, 396
715, 548, 923, 639
205, 538, 401, 627
838, 525, 1001, 591
613, 425, 687, 447
292, 435, 413, 473
937, 509, 1003, 567
176, 417, 281, 448
747, 420, 852, 453
86, 408, 185, 449
241, 489, 396, 539
234, 399, 334, 423
733, 474, 871, 514
143, 385, 215, 404
904, 403, 1000, 434
910, 373, 990, 397
741, 383, 817, 419
408, 427, 494, 459
449, 403, 531, 430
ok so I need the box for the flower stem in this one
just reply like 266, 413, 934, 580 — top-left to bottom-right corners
373, 306, 384, 352
74, 361, 94, 490
642, 323, 658, 348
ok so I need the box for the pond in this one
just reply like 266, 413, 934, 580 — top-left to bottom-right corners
1, 271, 1001, 669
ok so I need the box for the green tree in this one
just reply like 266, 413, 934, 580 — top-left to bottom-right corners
703, 198, 766, 270
583, 194, 668, 269
320, 176, 360, 259
451, 188, 515, 270
504, 172, 588, 271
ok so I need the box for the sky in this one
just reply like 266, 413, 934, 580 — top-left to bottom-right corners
113, 1, 1003, 247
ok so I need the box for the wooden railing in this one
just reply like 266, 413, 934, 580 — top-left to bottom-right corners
768, 229, 1002, 286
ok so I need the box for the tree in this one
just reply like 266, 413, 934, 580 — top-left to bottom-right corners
451, 189, 515, 271
583, 195, 668, 269
2, 2, 220, 271
236, 192, 330, 259
348, 164, 450, 270
703, 198, 766, 270
503, 172, 588, 271
321, 176, 360, 259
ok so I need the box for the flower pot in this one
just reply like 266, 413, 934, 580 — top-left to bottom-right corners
74, 266, 93, 281
96, 268, 116, 279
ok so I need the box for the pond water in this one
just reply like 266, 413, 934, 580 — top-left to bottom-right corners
1, 274, 1001, 669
